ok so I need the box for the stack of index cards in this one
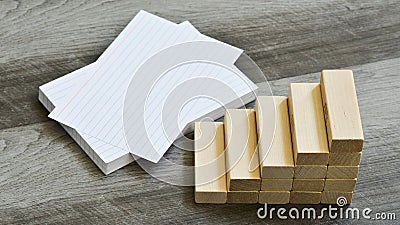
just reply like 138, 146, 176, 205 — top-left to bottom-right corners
39, 10, 258, 174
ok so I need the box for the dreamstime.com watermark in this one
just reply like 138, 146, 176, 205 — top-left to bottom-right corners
257, 197, 397, 221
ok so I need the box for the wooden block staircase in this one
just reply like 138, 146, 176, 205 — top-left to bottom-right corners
194, 70, 364, 204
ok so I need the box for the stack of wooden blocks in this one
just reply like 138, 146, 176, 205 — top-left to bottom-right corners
194, 70, 364, 204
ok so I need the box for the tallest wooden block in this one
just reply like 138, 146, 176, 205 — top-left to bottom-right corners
288, 83, 329, 165
321, 70, 364, 152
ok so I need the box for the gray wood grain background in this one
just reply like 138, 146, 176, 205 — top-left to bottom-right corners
0, 0, 399, 224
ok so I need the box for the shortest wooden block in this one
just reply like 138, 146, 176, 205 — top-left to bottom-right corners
194, 122, 227, 204
324, 179, 357, 192
327, 166, 359, 179
328, 153, 362, 166
290, 191, 321, 204
261, 179, 292, 191
294, 165, 327, 179
321, 191, 353, 205
292, 179, 325, 192
227, 191, 258, 204
259, 191, 290, 204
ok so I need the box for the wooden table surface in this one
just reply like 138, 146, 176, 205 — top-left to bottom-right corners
1, 0, 399, 224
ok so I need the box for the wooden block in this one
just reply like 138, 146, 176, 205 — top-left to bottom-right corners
292, 179, 325, 191
224, 109, 260, 191
288, 83, 329, 165
328, 152, 362, 166
321, 191, 353, 205
255, 96, 294, 179
294, 165, 327, 179
321, 70, 364, 152
227, 191, 258, 204
290, 191, 321, 204
261, 179, 292, 191
259, 191, 290, 204
324, 179, 357, 192
194, 122, 227, 204
327, 166, 359, 179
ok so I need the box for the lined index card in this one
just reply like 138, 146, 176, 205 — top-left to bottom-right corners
39, 20, 197, 173
49, 11, 257, 163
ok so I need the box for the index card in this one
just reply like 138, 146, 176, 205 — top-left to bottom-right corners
123, 40, 257, 162
39, 64, 133, 174
39, 20, 195, 173
49, 11, 257, 163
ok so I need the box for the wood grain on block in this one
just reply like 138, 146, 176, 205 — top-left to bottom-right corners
261, 179, 292, 191
224, 109, 260, 191
327, 166, 359, 179
294, 165, 327, 179
324, 179, 357, 192
255, 96, 294, 179
259, 191, 290, 204
288, 83, 329, 165
321, 70, 364, 152
194, 122, 227, 204
290, 191, 322, 204
227, 191, 258, 204
292, 179, 325, 192
328, 152, 362, 166
321, 191, 353, 204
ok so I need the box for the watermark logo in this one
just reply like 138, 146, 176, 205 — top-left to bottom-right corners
257, 196, 396, 221
336, 196, 347, 207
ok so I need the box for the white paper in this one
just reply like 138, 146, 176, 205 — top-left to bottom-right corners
48, 10, 257, 163
39, 20, 197, 167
